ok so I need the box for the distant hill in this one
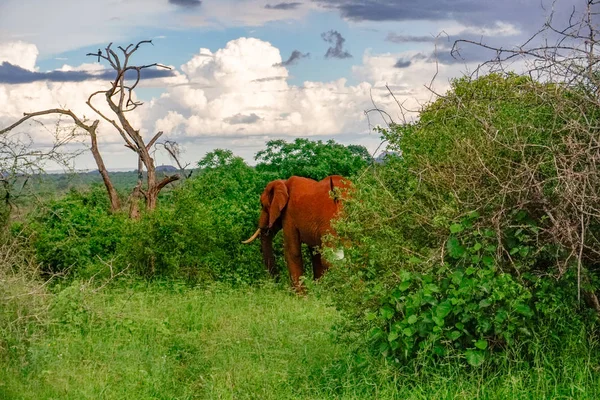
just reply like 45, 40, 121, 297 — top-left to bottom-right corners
155, 165, 179, 173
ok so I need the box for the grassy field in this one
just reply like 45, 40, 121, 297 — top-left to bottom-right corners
1, 280, 599, 399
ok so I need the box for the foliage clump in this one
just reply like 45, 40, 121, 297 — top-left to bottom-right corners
255, 138, 372, 181
122, 150, 272, 283
324, 73, 599, 367
21, 186, 126, 276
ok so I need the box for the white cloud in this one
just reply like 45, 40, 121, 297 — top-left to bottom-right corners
0, 41, 38, 70
0, 36, 479, 169
140, 38, 378, 140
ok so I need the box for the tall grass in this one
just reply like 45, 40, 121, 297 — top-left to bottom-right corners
1, 277, 598, 399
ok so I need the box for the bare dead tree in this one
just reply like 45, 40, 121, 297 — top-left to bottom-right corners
159, 140, 193, 179
0, 40, 180, 216
0, 117, 82, 223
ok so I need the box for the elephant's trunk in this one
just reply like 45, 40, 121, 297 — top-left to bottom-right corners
261, 230, 279, 279
242, 228, 261, 244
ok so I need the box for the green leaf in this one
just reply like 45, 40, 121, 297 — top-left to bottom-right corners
474, 339, 488, 350
398, 281, 411, 291
388, 331, 399, 342
450, 223, 464, 233
468, 211, 480, 219
447, 237, 466, 258
424, 283, 440, 293
465, 349, 486, 367
514, 303, 533, 317
435, 300, 453, 319
482, 255, 494, 267
433, 345, 446, 356
447, 330, 461, 341
407, 315, 418, 324
380, 305, 395, 320
479, 298, 492, 308
365, 312, 377, 321
402, 327, 414, 337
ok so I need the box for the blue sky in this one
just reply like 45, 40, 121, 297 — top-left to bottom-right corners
0, 0, 585, 170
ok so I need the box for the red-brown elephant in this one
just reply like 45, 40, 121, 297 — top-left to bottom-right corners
243, 175, 351, 291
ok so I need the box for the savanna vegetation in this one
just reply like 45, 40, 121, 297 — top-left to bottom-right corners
2, 8, 600, 397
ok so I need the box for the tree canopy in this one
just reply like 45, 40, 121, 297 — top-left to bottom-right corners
254, 138, 372, 181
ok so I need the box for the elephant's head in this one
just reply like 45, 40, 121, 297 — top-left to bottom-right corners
242, 179, 288, 278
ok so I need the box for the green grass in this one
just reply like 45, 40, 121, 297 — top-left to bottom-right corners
1, 280, 599, 399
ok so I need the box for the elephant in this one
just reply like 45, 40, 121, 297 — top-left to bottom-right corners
242, 175, 351, 291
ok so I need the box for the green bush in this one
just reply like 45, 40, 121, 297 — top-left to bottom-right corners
370, 213, 592, 367
121, 150, 279, 283
322, 73, 599, 368
22, 186, 126, 276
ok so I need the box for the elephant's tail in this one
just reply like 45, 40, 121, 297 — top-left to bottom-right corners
330, 176, 338, 204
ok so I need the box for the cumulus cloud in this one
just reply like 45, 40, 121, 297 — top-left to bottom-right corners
265, 2, 302, 10
139, 37, 377, 140
0, 41, 38, 70
275, 50, 310, 66
321, 30, 352, 59
0, 36, 488, 169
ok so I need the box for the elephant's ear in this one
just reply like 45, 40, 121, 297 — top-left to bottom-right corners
268, 180, 288, 228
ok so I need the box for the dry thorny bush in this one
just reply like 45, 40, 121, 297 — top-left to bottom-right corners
434, 0, 600, 310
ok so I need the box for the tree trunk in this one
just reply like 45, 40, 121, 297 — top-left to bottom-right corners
89, 123, 120, 213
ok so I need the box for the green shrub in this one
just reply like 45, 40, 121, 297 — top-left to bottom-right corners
322, 73, 599, 368
121, 151, 279, 283
22, 186, 126, 276
371, 213, 592, 367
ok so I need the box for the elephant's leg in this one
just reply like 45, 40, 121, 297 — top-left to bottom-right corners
284, 231, 304, 291
310, 247, 329, 280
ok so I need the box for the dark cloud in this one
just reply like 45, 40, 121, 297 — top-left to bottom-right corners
169, 0, 202, 7
393, 59, 411, 68
275, 50, 310, 66
313, 0, 581, 35
386, 33, 437, 43
224, 113, 261, 125
0, 62, 175, 84
321, 30, 352, 59
265, 2, 302, 10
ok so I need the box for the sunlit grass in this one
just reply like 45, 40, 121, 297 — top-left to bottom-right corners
1, 280, 598, 399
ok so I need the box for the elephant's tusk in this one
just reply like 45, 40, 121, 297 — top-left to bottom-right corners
241, 228, 261, 244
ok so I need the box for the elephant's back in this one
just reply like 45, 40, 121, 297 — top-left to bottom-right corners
285, 175, 349, 245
